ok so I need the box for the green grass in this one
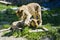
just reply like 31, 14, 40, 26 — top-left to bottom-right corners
2, 24, 11, 29
2, 24, 60, 40
0, 4, 17, 10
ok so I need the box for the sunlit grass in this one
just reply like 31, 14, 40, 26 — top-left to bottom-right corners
0, 4, 17, 10
2, 24, 11, 29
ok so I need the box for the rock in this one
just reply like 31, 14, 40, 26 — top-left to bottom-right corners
40, 36, 53, 40
41, 37, 50, 40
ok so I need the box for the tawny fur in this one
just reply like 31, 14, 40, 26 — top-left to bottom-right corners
15, 3, 42, 28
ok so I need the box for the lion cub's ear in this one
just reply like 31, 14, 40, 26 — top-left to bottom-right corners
16, 10, 24, 17
16, 10, 19, 16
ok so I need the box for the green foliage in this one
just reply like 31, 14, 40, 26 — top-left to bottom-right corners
42, 8, 60, 25
21, 27, 29, 36
12, 29, 21, 37
52, 7, 60, 14
0, 4, 17, 10
2, 24, 11, 29
43, 23, 52, 30
42, 10, 53, 24
3, 24, 60, 40
26, 32, 46, 40
43, 24, 60, 40
0, 8, 19, 24
27, 32, 40, 40
46, 28, 60, 40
